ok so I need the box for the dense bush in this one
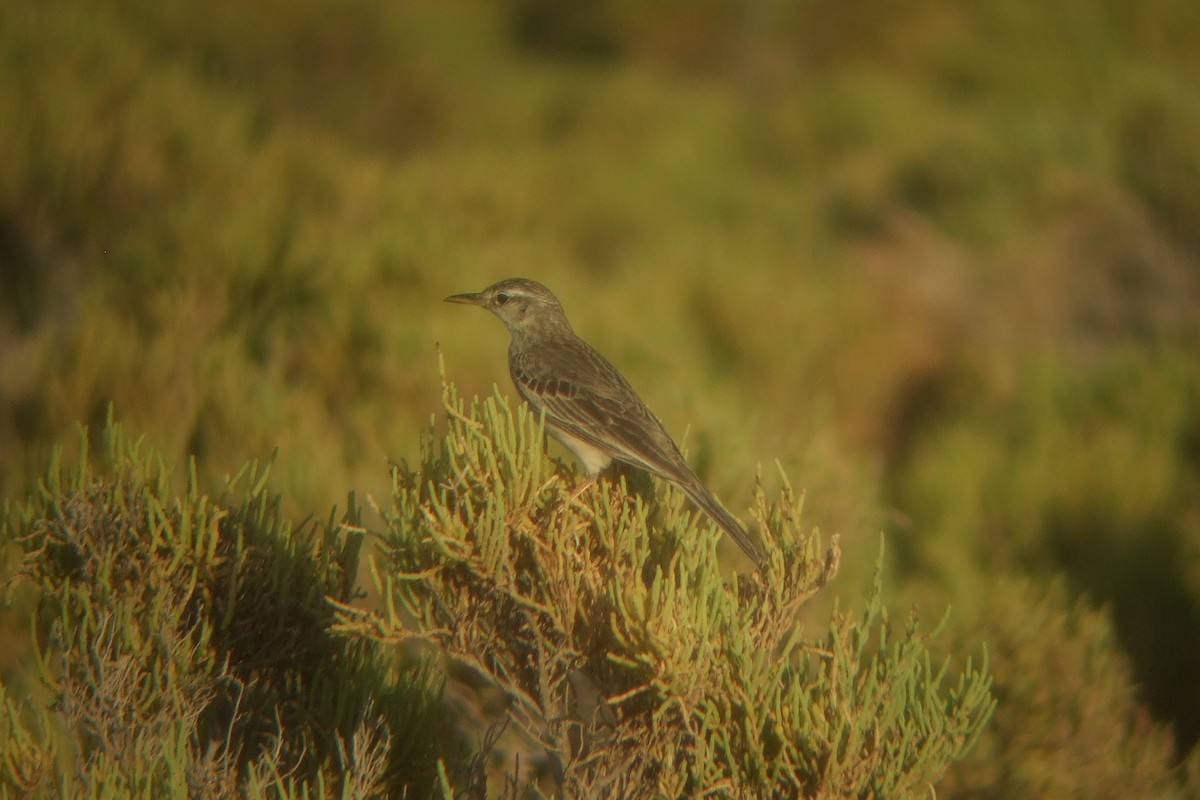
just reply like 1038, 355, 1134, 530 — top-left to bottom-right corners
3, 392, 993, 797
3, 0, 1199, 795
1, 416, 449, 798
335, 371, 994, 796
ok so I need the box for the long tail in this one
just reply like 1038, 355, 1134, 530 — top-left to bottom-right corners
677, 479, 766, 566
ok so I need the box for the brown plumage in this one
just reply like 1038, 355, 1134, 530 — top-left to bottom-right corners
446, 278, 766, 565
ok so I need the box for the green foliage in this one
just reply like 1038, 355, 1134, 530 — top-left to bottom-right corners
3, 0, 1200, 794
0, 394, 993, 798
334, 369, 994, 797
894, 348, 1200, 748
0, 414, 448, 799
943, 578, 1200, 799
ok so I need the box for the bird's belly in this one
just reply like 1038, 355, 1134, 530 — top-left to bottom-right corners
548, 427, 612, 475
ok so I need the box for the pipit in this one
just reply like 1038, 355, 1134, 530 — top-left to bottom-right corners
445, 277, 766, 565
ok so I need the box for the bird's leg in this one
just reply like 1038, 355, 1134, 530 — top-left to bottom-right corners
567, 474, 597, 504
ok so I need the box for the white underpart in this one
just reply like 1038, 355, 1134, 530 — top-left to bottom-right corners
549, 427, 612, 475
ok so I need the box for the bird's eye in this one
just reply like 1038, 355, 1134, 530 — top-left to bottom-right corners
495, 292, 510, 305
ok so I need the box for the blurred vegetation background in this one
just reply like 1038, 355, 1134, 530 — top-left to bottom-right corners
2, 0, 1199, 793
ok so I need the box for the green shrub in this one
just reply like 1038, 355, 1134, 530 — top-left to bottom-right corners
1, 413, 448, 799
334, 366, 994, 797
1, 386, 993, 798
942, 578, 1200, 799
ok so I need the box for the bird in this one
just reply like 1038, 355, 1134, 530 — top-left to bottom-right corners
445, 277, 766, 565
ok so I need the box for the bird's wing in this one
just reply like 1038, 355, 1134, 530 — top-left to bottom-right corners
511, 343, 690, 482
512, 341, 767, 565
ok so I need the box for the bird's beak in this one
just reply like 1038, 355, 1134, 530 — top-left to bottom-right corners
444, 291, 486, 306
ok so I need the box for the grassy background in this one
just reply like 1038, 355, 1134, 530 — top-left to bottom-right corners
3, 0, 1199, 791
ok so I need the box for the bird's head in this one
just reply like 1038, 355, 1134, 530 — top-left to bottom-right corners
445, 278, 572, 337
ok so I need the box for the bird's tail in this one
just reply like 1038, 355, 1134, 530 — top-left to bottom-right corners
678, 479, 767, 566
